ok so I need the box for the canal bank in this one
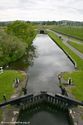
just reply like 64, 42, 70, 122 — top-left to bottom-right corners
0, 71, 28, 124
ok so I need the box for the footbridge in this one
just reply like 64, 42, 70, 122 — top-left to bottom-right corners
0, 92, 83, 111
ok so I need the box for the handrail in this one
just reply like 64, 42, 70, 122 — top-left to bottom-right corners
0, 92, 83, 108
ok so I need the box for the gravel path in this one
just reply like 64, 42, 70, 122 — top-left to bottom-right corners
55, 32, 83, 59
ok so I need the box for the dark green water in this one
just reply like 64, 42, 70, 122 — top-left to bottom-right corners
18, 110, 69, 125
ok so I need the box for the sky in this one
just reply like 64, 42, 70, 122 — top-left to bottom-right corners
0, 0, 83, 21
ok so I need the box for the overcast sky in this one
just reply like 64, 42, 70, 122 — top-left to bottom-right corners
0, 0, 83, 21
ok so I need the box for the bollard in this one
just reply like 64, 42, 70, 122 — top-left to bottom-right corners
22, 88, 27, 95
3, 95, 6, 102
68, 77, 72, 85
58, 74, 62, 84
0, 67, 3, 74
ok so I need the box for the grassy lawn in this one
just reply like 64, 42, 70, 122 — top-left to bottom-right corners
0, 110, 2, 121
68, 41, 83, 53
50, 25, 83, 40
0, 70, 25, 102
63, 71, 83, 101
48, 31, 83, 101
0, 70, 25, 121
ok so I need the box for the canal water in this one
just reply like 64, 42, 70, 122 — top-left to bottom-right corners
18, 34, 74, 125
27, 34, 74, 95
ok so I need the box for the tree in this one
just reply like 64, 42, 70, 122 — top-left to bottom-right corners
0, 21, 36, 66
6, 20, 35, 44
0, 31, 26, 66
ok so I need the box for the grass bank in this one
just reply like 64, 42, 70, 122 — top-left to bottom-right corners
0, 70, 25, 121
48, 31, 83, 101
0, 70, 25, 102
63, 71, 83, 101
68, 41, 83, 53
51, 25, 83, 40
48, 31, 83, 70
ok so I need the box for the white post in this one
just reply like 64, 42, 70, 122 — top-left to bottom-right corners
0, 67, 3, 74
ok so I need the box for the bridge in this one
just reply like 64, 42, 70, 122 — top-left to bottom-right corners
0, 92, 83, 111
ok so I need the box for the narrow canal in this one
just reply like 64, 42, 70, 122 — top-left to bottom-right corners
18, 34, 74, 125
27, 34, 74, 95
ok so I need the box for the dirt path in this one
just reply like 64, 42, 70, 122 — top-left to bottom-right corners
55, 32, 83, 59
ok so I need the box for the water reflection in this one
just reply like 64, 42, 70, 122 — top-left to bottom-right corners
27, 34, 74, 95
8, 44, 36, 71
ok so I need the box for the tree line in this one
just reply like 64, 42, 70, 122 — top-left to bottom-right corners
0, 21, 36, 66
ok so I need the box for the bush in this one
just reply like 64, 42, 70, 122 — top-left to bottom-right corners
0, 31, 26, 66
6, 20, 36, 44
0, 21, 36, 66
